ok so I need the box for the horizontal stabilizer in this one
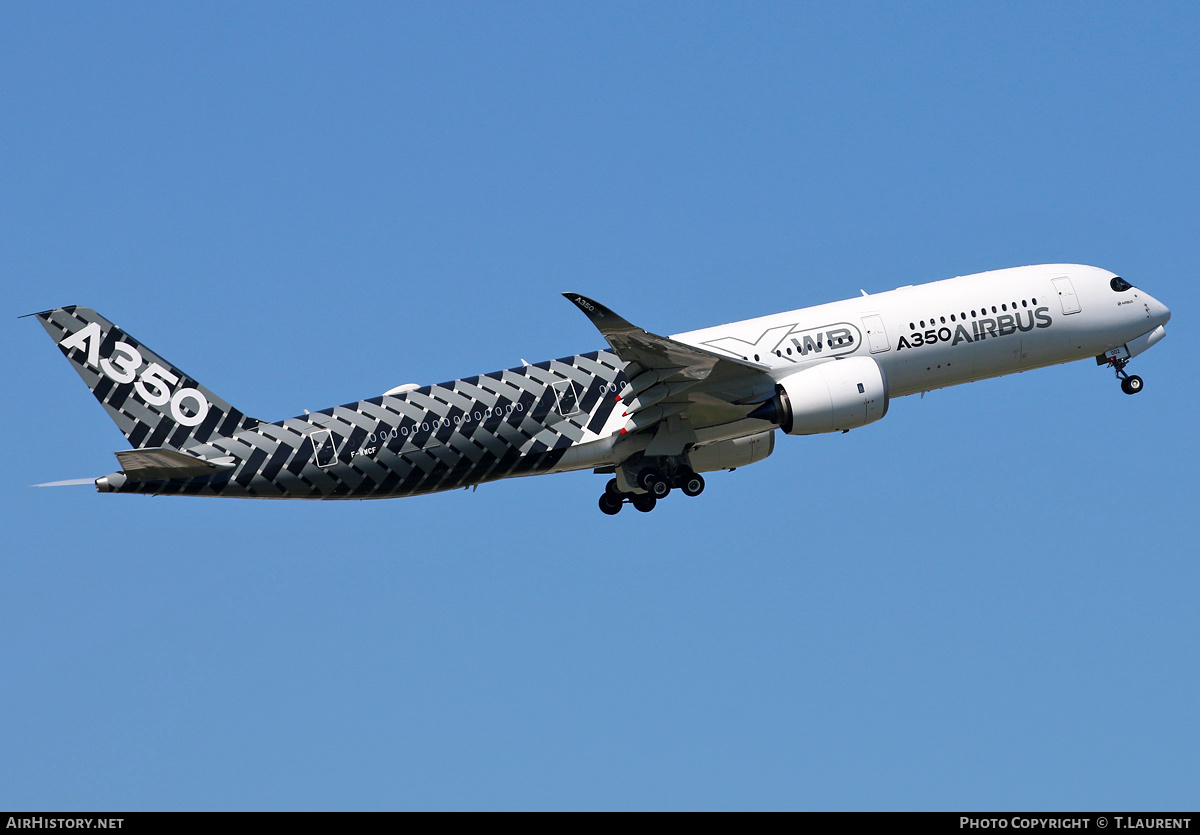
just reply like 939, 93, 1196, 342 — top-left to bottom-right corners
115, 447, 236, 480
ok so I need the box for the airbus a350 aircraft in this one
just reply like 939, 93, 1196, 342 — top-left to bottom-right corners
31, 264, 1169, 514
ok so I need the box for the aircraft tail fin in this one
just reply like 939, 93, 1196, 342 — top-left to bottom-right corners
32, 306, 260, 449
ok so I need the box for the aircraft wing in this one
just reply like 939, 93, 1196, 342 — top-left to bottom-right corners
563, 293, 775, 443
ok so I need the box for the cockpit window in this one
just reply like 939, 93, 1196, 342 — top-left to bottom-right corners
1111, 277, 1133, 292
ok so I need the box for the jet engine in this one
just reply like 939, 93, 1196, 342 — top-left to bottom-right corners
750, 356, 889, 435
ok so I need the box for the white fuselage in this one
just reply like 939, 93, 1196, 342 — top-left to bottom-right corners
549, 264, 1171, 476
674, 263, 1169, 398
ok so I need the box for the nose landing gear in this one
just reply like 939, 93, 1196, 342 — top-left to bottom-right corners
1121, 375, 1144, 395
1107, 356, 1144, 395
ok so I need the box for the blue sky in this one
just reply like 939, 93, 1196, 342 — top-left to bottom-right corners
2, 2, 1198, 810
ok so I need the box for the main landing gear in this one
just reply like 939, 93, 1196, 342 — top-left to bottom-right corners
597, 466, 706, 515
1107, 356, 1144, 396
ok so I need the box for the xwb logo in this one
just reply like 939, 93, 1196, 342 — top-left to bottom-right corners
702, 322, 861, 361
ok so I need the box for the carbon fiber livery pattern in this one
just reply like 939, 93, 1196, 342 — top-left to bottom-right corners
37, 306, 260, 449
152, 351, 627, 499
37, 306, 628, 500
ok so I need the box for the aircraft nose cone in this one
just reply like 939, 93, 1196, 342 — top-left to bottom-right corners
1148, 295, 1171, 326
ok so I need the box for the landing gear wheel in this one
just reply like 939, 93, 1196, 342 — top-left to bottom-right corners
1110, 357, 1144, 395
1121, 375, 1144, 395
646, 475, 671, 499
605, 478, 623, 497
631, 494, 657, 513
599, 492, 623, 515
680, 472, 705, 497
637, 468, 660, 489
638, 468, 671, 499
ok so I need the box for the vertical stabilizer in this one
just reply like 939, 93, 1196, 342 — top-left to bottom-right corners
33, 306, 259, 449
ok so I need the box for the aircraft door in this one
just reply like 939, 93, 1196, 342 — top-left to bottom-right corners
551, 380, 581, 416
308, 428, 339, 468
1052, 277, 1081, 315
861, 315, 890, 353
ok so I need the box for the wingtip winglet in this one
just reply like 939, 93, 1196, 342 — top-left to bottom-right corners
562, 292, 599, 312
561, 293, 637, 334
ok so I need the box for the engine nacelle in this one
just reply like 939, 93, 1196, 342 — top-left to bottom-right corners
753, 356, 889, 435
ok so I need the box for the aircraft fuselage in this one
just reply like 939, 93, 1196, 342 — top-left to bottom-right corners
34, 264, 1171, 510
